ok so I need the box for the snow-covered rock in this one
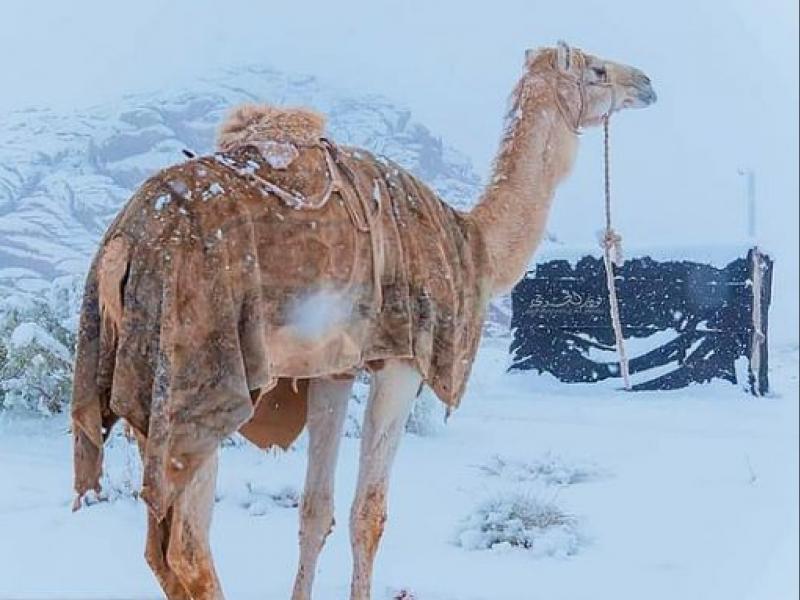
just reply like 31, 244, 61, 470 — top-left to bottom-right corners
0, 65, 481, 296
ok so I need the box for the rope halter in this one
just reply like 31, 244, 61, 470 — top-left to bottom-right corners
550, 47, 617, 135
551, 49, 588, 135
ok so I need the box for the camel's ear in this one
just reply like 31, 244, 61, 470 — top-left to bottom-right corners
556, 40, 571, 71
525, 48, 538, 66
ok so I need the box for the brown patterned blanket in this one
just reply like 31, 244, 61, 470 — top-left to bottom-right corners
72, 124, 489, 518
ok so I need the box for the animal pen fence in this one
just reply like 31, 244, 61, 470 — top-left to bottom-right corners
509, 247, 772, 395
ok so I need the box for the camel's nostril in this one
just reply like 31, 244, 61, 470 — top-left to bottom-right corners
642, 87, 657, 104
636, 83, 657, 105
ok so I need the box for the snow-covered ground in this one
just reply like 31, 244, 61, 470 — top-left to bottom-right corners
0, 335, 797, 600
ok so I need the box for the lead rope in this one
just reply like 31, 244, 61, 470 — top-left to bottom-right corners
601, 114, 632, 390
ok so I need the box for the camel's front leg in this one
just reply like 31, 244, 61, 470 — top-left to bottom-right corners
292, 376, 353, 600
350, 360, 421, 600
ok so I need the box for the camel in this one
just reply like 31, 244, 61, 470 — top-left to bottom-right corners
71, 42, 655, 600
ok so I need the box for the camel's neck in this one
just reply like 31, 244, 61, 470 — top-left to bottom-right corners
470, 73, 579, 295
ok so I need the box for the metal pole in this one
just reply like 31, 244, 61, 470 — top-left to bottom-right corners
747, 170, 756, 239
738, 168, 756, 239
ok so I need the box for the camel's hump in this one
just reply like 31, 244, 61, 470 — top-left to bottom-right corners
217, 103, 327, 150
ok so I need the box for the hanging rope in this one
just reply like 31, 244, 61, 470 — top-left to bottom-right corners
547, 46, 629, 390
601, 114, 632, 390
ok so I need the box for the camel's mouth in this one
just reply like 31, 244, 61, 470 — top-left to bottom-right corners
620, 85, 657, 110
626, 71, 657, 108
636, 85, 658, 106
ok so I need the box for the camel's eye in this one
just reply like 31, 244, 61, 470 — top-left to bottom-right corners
591, 66, 608, 81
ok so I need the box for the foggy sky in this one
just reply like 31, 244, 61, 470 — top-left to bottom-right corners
1, 0, 797, 340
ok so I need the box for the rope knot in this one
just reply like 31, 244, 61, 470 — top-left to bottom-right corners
600, 228, 624, 267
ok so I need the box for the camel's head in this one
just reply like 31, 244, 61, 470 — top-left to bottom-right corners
526, 41, 657, 129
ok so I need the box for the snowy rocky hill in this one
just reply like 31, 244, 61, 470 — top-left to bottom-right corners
0, 65, 481, 297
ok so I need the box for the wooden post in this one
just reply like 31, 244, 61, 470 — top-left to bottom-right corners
748, 247, 772, 396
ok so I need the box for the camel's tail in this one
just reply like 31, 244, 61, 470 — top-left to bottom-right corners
97, 236, 131, 347
72, 235, 131, 510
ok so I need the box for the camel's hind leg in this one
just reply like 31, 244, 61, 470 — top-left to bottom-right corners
136, 432, 191, 600
141, 449, 223, 600
143, 507, 191, 600
349, 360, 421, 600
164, 450, 224, 600
292, 376, 354, 600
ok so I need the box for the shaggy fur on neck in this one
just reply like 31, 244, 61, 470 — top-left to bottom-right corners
216, 103, 326, 151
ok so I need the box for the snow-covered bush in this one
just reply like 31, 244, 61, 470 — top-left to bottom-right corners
0, 276, 82, 415
482, 296, 512, 338
226, 481, 300, 516
405, 386, 446, 436
69, 424, 142, 509
345, 373, 443, 438
98, 426, 142, 503
344, 373, 370, 438
455, 492, 581, 557
478, 452, 602, 486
